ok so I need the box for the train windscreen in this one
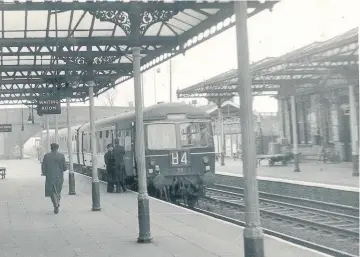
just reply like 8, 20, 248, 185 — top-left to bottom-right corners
180, 122, 211, 148
147, 123, 177, 150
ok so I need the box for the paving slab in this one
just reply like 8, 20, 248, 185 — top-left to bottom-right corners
216, 158, 359, 188
0, 159, 332, 257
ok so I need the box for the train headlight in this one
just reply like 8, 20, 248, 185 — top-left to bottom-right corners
203, 156, 209, 164
155, 165, 160, 174
150, 160, 156, 166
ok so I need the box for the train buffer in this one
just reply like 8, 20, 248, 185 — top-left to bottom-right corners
0, 159, 330, 257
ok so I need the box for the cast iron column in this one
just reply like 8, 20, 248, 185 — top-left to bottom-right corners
67, 97, 76, 195
133, 46, 153, 243
89, 81, 101, 210
234, 2, 264, 256
349, 85, 359, 176
55, 116, 59, 144
218, 106, 225, 166
291, 95, 301, 172
39, 124, 43, 163
45, 115, 50, 153
278, 98, 285, 139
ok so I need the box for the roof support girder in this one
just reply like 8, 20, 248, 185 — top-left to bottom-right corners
0, 2, 230, 11
0, 63, 132, 72
0, 36, 179, 47
0, 75, 119, 85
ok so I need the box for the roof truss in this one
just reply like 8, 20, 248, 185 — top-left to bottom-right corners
0, 1, 277, 105
177, 28, 359, 99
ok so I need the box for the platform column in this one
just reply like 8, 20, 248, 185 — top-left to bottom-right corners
39, 125, 43, 162
278, 98, 285, 139
218, 105, 225, 166
290, 95, 301, 172
284, 99, 291, 142
234, 2, 264, 257
349, 85, 359, 176
54, 116, 59, 144
67, 97, 76, 195
132, 46, 153, 243
88, 81, 101, 210
45, 115, 50, 153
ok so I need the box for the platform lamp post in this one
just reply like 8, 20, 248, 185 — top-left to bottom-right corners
234, 1, 264, 257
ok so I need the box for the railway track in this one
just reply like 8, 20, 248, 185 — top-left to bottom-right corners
212, 183, 359, 217
73, 170, 359, 257
196, 184, 359, 257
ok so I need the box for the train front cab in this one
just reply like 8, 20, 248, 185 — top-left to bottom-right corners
143, 115, 215, 204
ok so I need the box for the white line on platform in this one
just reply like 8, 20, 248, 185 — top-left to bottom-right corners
216, 171, 360, 192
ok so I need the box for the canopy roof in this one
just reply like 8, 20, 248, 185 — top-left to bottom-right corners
177, 27, 359, 100
0, 0, 277, 105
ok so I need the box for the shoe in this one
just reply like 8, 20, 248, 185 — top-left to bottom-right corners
54, 205, 59, 214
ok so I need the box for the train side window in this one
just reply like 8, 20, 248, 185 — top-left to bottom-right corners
106, 130, 109, 138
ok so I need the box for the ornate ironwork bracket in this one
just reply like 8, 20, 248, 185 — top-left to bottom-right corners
60, 56, 119, 65
89, 7, 180, 36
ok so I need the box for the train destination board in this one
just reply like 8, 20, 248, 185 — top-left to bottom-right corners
0, 124, 12, 132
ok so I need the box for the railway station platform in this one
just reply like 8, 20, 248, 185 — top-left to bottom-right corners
0, 159, 332, 257
216, 158, 359, 188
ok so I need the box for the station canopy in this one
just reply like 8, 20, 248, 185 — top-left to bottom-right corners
177, 27, 359, 100
0, 0, 277, 105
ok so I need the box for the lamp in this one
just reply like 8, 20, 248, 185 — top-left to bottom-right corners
27, 106, 35, 124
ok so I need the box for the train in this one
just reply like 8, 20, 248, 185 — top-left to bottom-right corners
36, 102, 216, 207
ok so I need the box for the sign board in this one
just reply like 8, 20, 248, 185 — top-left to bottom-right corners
37, 99, 61, 115
0, 124, 12, 132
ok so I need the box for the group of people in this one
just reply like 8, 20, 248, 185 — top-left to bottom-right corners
41, 138, 126, 214
104, 138, 127, 193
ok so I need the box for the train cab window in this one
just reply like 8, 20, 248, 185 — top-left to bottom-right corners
180, 122, 210, 148
147, 124, 176, 150
99, 131, 103, 139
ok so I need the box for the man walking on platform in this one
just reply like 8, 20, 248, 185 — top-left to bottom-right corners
42, 143, 67, 214
113, 138, 126, 193
104, 143, 116, 193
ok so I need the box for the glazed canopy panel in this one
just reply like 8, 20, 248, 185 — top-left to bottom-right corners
177, 28, 358, 99
0, 1, 276, 105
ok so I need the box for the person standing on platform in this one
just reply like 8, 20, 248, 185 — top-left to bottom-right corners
113, 138, 126, 193
104, 143, 116, 193
41, 143, 67, 214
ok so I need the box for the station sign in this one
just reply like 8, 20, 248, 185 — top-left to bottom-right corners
0, 124, 12, 132
37, 98, 61, 115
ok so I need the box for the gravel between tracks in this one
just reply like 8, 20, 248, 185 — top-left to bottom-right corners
198, 198, 359, 256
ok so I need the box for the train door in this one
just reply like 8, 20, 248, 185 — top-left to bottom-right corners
76, 130, 80, 164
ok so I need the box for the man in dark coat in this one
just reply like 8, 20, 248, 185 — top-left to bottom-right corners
41, 143, 67, 214
113, 138, 126, 193
104, 144, 116, 193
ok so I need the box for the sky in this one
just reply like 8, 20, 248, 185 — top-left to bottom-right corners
2, 0, 359, 112
91, 0, 359, 112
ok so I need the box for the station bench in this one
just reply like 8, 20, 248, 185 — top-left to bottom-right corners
0, 167, 6, 179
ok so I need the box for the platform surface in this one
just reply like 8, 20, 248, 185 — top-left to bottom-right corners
0, 159, 331, 257
216, 158, 359, 188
